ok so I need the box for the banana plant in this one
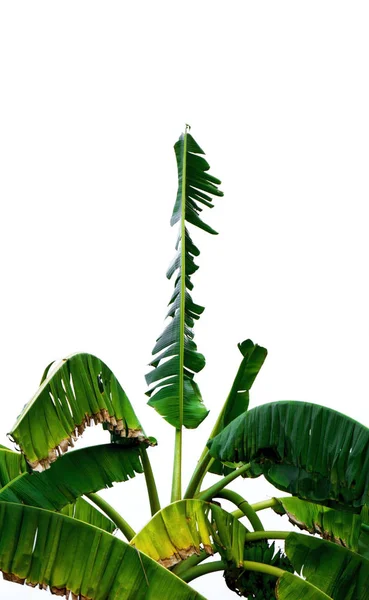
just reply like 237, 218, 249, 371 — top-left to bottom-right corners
2, 126, 369, 600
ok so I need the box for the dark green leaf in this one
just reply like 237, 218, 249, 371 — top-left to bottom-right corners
0, 444, 143, 511
210, 340, 267, 476
285, 532, 369, 599
0, 446, 28, 488
208, 401, 369, 511
146, 130, 223, 429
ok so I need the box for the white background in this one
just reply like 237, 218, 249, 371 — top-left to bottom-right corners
0, 2, 368, 598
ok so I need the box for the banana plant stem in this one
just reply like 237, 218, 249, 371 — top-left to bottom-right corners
139, 446, 161, 515
171, 429, 182, 502
85, 492, 136, 541
184, 452, 214, 499
185, 390, 235, 499
181, 559, 286, 583
181, 560, 226, 583
171, 126, 189, 503
214, 489, 264, 531
172, 550, 209, 577
231, 497, 280, 520
245, 531, 289, 542
243, 560, 284, 578
198, 463, 251, 502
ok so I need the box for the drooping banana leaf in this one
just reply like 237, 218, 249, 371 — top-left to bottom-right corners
145, 127, 223, 429
60, 497, 116, 534
8, 353, 147, 470
0, 445, 28, 487
273, 496, 369, 558
275, 574, 332, 599
209, 339, 267, 475
0, 502, 206, 600
131, 499, 247, 568
0, 444, 143, 511
208, 401, 369, 511
282, 532, 369, 599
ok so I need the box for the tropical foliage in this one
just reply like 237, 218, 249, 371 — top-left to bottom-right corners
1, 126, 368, 599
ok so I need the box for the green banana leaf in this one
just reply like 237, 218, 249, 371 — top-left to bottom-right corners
273, 496, 369, 558
131, 499, 247, 568
208, 401, 369, 510
60, 497, 116, 534
0, 444, 143, 511
283, 532, 369, 599
0, 445, 28, 487
146, 128, 223, 429
8, 353, 146, 470
275, 573, 332, 599
0, 501, 206, 599
209, 340, 267, 475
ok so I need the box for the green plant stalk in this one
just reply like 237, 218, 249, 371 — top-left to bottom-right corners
198, 462, 251, 502
215, 489, 264, 531
181, 558, 287, 583
185, 353, 249, 498
171, 126, 189, 503
184, 453, 214, 499
172, 550, 209, 577
243, 560, 284, 578
139, 446, 161, 515
244, 531, 289, 543
232, 497, 280, 520
85, 492, 136, 541
181, 560, 226, 583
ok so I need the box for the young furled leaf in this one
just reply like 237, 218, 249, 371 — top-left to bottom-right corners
146, 127, 223, 430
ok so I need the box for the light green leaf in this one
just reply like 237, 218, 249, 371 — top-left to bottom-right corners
0, 502, 206, 599
9, 353, 147, 470
131, 499, 247, 569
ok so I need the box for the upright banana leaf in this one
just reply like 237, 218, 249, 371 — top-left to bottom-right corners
8, 353, 147, 470
209, 340, 267, 475
0, 444, 143, 511
146, 128, 223, 429
0, 445, 28, 487
0, 502, 205, 600
208, 401, 369, 511
273, 497, 369, 558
